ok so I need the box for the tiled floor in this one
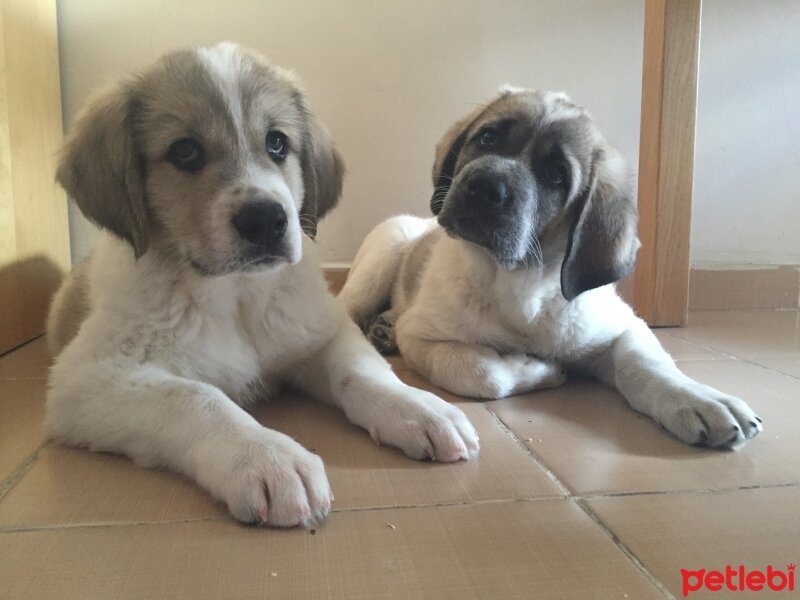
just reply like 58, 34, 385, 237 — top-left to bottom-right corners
0, 310, 798, 599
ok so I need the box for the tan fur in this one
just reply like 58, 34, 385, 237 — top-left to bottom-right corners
396, 227, 443, 310
431, 90, 638, 298
431, 103, 492, 185
55, 44, 344, 285
57, 85, 151, 257
300, 114, 346, 238
47, 259, 91, 356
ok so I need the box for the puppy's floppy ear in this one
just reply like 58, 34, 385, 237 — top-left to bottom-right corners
560, 148, 640, 301
430, 93, 507, 215
56, 84, 150, 258
300, 114, 345, 239
430, 114, 474, 215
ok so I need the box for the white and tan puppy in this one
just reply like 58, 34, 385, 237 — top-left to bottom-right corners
341, 88, 763, 450
46, 43, 478, 528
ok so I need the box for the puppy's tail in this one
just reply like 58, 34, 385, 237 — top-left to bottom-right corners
339, 215, 435, 330
46, 257, 92, 357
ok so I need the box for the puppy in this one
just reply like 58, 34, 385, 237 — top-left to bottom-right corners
341, 88, 763, 449
46, 43, 478, 528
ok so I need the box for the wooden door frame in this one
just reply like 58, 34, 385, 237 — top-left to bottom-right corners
0, 0, 69, 354
633, 0, 702, 327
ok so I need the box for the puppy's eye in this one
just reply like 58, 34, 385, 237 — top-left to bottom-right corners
167, 138, 205, 172
544, 163, 568, 186
477, 129, 498, 148
266, 131, 288, 162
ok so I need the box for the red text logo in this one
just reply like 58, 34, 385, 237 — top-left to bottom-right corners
681, 564, 795, 596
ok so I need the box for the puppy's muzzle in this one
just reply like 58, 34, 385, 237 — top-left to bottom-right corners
439, 168, 515, 235
465, 171, 509, 206
231, 199, 289, 263
439, 163, 533, 269
232, 200, 287, 245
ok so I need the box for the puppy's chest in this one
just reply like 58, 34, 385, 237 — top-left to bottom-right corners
172, 314, 262, 399
484, 286, 625, 360
477, 272, 598, 358
147, 286, 333, 401
487, 294, 566, 355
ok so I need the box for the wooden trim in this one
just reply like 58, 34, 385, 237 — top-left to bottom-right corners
0, 0, 70, 353
323, 268, 348, 295
689, 266, 800, 311
633, 0, 702, 326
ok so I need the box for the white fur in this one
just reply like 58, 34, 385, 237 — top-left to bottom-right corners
48, 232, 479, 527
541, 91, 581, 124
199, 43, 246, 141
341, 216, 763, 449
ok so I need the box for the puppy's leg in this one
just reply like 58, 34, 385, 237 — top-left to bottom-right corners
291, 321, 479, 462
340, 216, 432, 329
583, 319, 763, 448
46, 364, 331, 527
399, 332, 565, 399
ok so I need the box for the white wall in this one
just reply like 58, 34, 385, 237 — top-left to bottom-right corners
57, 0, 644, 264
692, 0, 800, 267
58, 0, 799, 268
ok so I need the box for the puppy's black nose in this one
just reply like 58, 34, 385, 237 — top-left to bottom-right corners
231, 201, 288, 245
465, 172, 508, 205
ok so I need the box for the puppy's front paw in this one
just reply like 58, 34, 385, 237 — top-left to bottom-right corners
661, 385, 763, 449
218, 431, 332, 527
371, 390, 480, 462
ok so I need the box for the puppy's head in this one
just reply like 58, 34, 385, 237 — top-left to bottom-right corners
57, 43, 344, 275
431, 88, 639, 300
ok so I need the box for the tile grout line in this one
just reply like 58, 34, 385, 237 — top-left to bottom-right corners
0, 515, 230, 534
480, 402, 676, 600
335, 495, 566, 514
479, 403, 571, 496
657, 331, 741, 360
0, 334, 45, 359
579, 480, 800, 500
4, 479, 800, 535
728, 356, 800, 382
0, 442, 49, 501
573, 497, 677, 600
0, 497, 567, 535
661, 330, 800, 380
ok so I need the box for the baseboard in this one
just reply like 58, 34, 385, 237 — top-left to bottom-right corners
689, 265, 800, 311
323, 266, 349, 295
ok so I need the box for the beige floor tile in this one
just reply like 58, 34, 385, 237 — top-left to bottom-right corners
0, 392, 559, 529
0, 379, 47, 484
0, 446, 226, 528
654, 330, 730, 360
669, 310, 800, 359
748, 357, 800, 379
0, 500, 663, 600
487, 359, 799, 495
254, 393, 563, 509
587, 487, 800, 599
0, 337, 51, 380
